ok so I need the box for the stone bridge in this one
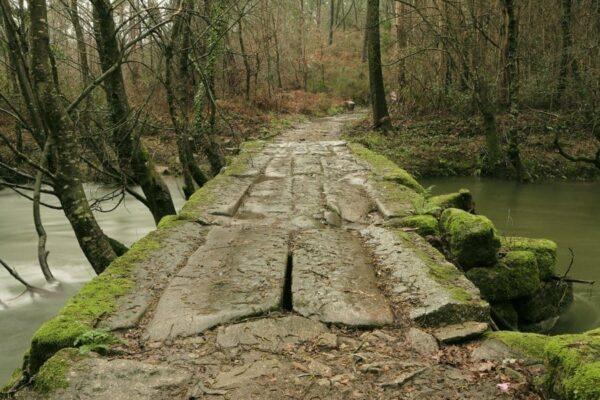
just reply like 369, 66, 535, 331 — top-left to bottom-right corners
4, 114, 599, 400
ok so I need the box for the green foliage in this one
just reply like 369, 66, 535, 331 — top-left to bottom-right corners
73, 329, 118, 355
501, 236, 557, 280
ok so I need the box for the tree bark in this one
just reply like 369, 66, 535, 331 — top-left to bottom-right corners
500, 0, 526, 181
27, 0, 117, 274
366, 0, 391, 130
556, 0, 580, 102
90, 0, 176, 224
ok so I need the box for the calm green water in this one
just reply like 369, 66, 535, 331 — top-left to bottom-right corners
423, 177, 600, 335
0, 180, 186, 384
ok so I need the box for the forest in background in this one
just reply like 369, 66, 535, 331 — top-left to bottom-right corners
0, 0, 599, 277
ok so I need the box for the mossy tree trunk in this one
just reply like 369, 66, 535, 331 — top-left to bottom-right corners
556, 0, 580, 104
366, 0, 391, 131
165, 0, 208, 199
90, 0, 176, 224
26, 0, 117, 274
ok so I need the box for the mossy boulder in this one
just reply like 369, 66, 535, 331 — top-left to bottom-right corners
348, 143, 426, 194
491, 301, 519, 330
491, 329, 600, 400
34, 348, 84, 394
428, 189, 474, 213
398, 215, 440, 236
466, 251, 541, 302
439, 208, 501, 269
514, 280, 574, 324
501, 236, 557, 280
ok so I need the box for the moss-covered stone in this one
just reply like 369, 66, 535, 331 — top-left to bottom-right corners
1, 368, 23, 393
34, 348, 83, 394
439, 208, 501, 269
225, 140, 266, 176
466, 251, 541, 302
491, 301, 519, 329
514, 280, 573, 324
491, 328, 600, 400
428, 189, 474, 212
348, 143, 425, 194
502, 236, 557, 280
26, 219, 186, 375
399, 215, 440, 236
178, 174, 228, 221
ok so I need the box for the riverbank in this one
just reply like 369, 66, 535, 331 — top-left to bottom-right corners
343, 111, 600, 182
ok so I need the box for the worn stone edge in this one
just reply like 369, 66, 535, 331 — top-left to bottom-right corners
346, 142, 426, 194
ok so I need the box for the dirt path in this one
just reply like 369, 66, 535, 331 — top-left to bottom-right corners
16, 114, 542, 400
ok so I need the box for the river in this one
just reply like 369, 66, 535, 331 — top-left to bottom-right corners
1, 177, 599, 385
0, 180, 186, 384
423, 177, 600, 335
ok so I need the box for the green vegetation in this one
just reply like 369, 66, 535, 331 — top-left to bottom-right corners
501, 236, 557, 280
348, 142, 425, 193
466, 251, 541, 302
26, 220, 184, 375
33, 349, 82, 394
398, 215, 439, 236
491, 329, 600, 399
439, 208, 501, 269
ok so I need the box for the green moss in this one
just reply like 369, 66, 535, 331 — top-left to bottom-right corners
225, 141, 266, 176
428, 189, 474, 212
178, 174, 225, 221
348, 142, 425, 194
1, 368, 23, 393
34, 349, 82, 394
399, 215, 440, 236
466, 251, 541, 302
440, 208, 501, 269
449, 287, 473, 302
501, 236, 557, 280
27, 219, 181, 374
491, 329, 600, 400
157, 214, 181, 230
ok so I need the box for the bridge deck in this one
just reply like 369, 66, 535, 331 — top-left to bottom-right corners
16, 114, 542, 400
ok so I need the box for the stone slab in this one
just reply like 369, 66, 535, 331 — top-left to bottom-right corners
292, 229, 394, 327
145, 226, 289, 340
361, 226, 489, 327
432, 322, 489, 344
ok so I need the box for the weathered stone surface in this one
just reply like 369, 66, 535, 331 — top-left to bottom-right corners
501, 236, 557, 280
265, 156, 292, 178
362, 226, 489, 327
323, 174, 374, 223
396, 215, 440, 236
213, 358, 285, 389
440, 208, 500, 269
433, 322, 489, 344
466, 251, 541, 302
293, 229, 394, 327
470, 339, 525, 362
292, 174, 323, 218
237, 177, 293, 218
406, 328, 439, 356
34, 351, 192, 400
179, 175, 255, 221
103, 221, 209, 331
293, 154, 323, 175
216, 315, 327, 351
146, 226, 288, 340
365, 179, 421, 219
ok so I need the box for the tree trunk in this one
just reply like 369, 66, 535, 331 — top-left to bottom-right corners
556, 0, 579, 103
237, 15, 252, 100
90, 0, 176, 224
366, 0, 391, 130
500, 0, 526, 181
328, 0, 335, 45
26, 0, 117, 274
